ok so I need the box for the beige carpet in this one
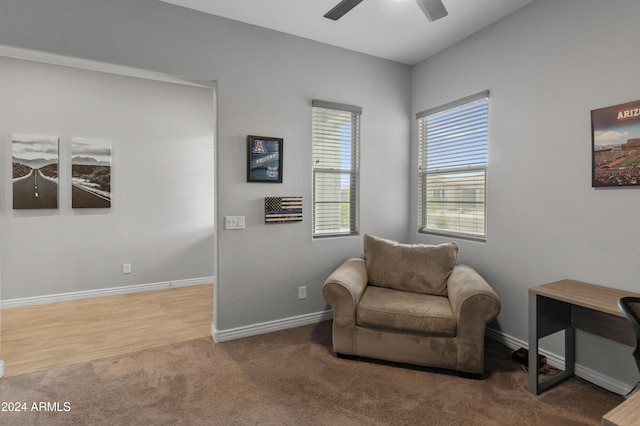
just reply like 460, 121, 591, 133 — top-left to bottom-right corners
0, 321, 622, 425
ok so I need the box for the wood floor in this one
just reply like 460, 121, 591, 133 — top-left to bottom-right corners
1, 284, 213, 377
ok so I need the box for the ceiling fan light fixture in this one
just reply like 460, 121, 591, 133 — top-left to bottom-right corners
415, 0, 448, 22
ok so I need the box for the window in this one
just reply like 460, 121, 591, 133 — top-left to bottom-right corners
417, 91, 489, 241
312, 100, 361, 238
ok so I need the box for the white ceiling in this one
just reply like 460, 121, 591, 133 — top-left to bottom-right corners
158, 0, 535, 65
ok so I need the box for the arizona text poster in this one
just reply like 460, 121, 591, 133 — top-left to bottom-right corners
247, 136, 282, 183
592, 99, 640, 186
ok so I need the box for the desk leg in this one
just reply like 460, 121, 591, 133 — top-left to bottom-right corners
528, 293, 539, 394
565, 325, 575, 376
528, 293, 575, 394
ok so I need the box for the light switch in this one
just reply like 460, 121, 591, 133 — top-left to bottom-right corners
225, 216, 245, 230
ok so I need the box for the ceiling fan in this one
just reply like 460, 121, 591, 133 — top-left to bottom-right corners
324, 0, 448, 22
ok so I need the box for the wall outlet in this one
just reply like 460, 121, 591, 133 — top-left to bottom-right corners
298, 286, 307, 300
0, 359, 4, 378
122, 263, 132, 274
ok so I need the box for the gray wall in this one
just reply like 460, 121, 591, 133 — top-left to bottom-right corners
0, 0, 411, 330
410, 0, 640, 389
0, 55, 215, 299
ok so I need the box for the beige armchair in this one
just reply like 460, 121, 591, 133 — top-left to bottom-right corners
322, 235, 501, 376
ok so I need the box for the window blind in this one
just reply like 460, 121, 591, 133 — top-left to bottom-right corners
417, 91, 489, 240
312, 100, 361, 238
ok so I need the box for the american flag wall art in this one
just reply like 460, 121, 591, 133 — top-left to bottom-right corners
265, 196, 303, 223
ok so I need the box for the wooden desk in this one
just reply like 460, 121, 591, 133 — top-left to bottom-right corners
602, 391, 640, 426
528, 280, 638, 395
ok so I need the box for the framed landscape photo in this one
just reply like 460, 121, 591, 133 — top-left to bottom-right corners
71, 138, 112, 208
592, 99, 640, 187
247, 135, 283, 183
12, 133, 59, 209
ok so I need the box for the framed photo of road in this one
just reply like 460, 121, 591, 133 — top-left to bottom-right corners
592, 99, 640, 187
12, 133, 59, 209
71, 138, 112, 208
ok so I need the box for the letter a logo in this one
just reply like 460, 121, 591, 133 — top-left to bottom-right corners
253, 140, 265, 153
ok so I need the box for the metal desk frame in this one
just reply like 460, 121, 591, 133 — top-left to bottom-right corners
528, 280, 637, 395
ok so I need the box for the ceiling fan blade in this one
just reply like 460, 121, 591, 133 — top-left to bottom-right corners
324, 0, 364, 21
415, 0, 448, 22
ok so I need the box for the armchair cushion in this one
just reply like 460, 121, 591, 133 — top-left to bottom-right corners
357, 286, 457, 336
364, 234, 458, 296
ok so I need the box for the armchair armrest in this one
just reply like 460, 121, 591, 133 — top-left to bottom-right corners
447, 264, 501, 373
323, 257, 368, 316
322, 257, 368, 355
447, 264, 500, 324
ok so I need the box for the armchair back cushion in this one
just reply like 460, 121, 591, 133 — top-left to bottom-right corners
363, 234, 458, 296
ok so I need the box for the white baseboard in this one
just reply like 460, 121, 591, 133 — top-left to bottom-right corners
0, 276, 214, 309
485, 328, 634, 396
212, 309, 333, 343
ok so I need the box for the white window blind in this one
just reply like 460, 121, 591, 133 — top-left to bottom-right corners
312, 100, 361, 238
417, 91, 489, 241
